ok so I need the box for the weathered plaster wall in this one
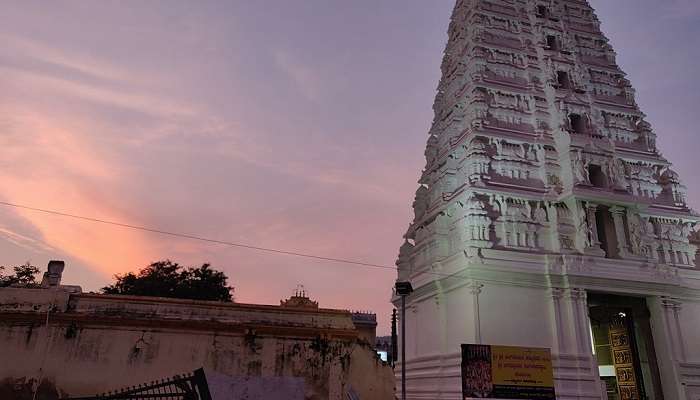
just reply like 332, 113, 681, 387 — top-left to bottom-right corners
0, 288, 395, 400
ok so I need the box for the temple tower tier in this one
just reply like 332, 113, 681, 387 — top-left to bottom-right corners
393, 1, 700, 399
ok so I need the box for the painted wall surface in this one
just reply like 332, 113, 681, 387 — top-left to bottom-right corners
0, 288, 395, 400
682, 300, 700, 360
445, 285, 476, 351
478, 284, 554, 349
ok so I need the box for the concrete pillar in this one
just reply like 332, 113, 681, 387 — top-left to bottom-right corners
550, 288, 566, 354
470, 282, 484, 344
660, 297, 686, 362
411, 305, 418, 359
569, 288, 591, 355
648, 296, 686, 400
609, 206, 631, 258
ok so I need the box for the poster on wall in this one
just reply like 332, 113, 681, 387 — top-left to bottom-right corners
461, 344, 556, 400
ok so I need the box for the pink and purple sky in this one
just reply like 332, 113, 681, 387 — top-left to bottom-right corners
1, 1, 699, 334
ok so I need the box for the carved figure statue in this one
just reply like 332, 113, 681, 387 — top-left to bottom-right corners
534, 145, 546, 163
572, 151, 590, 184
643, 218, 655, 237
534, 206, 547, 223
682, 223, 692, 239
629, 217, 643, 253
608, 158, 627, 189
578, 216, 594, 248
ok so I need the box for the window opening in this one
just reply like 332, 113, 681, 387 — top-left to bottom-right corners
556, 71, 570, 88
589, 164, 607, 188
569, 113, 585, 133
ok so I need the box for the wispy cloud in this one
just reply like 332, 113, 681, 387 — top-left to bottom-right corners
2, 33, 155, 86
0, 106, 115, 180
0, 104, 156, 274
0, 226, 55, 253
273, 50, 324, 102
212, 138, 405, 206
2, 66, 195, 119
1, 34, 239, 148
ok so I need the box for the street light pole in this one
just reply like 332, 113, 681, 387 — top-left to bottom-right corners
395, 281, 413, 400
401, 294, 407, 400
390, 309, 398, 367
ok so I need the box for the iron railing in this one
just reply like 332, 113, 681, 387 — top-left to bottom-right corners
62, 368, 212, 400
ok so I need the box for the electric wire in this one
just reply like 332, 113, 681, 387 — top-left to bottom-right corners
0, 200, 397, 271
0, 200, 496, 283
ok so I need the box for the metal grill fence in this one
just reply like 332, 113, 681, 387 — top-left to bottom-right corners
62, 368, 212, 400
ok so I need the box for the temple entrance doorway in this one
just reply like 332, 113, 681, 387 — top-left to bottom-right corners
588, 293, 664, 400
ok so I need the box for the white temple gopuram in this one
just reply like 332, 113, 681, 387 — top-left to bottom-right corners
393, 1, 700, 399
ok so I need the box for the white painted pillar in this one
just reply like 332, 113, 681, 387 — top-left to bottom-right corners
569, 288, 591, 355
470, 282, 484, 344
411, 304, 418, 359
661, 297, 686, 362
550, 288, 568, 354
610, 206, 631, 258
672, 302, 687, 363
648, 296, 687, 400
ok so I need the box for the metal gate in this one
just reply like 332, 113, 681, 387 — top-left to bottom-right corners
62, 368, 212, 400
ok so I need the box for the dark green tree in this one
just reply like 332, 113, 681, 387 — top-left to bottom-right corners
101, 260, 233, 301
0, 262, 41, 288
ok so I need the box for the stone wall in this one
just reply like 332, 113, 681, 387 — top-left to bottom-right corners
0, 287, 395, 400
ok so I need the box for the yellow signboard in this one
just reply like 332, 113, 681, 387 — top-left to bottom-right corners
462, 344, 555, 400
491, 346, 554, 388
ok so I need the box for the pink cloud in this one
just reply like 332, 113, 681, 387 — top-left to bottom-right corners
0, 110, 157, 275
